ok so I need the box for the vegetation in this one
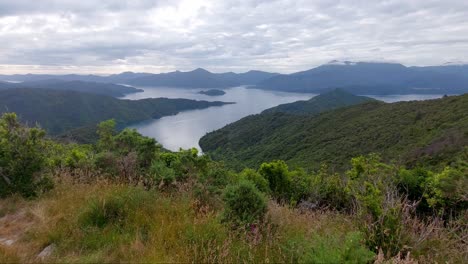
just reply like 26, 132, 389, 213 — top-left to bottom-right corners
198, 89, 226, 96
0, 88, 231, 140
263, 88, 375, 115
200, 93, 468, 171
0, 113, 466, 263
0, 79, 143, 97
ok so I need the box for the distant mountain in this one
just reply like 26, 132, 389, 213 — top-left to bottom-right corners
263, 88, 375, 114
0, 88, 232, 139
256, 61, 468, 94
126, 68, 240, 88
216, 70, 279, 85
200, 92, 468, 171
411, 64, 468, 77
0, 69, 278, 88
1, 79, 142, 97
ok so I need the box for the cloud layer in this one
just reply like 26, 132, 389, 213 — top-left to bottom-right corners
1, 0, 467, 74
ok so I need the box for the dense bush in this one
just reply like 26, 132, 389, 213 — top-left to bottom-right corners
0, 113, 51, 197
238, 168, 270, 193
259, 160, 291, 201
222, 181, 267, 227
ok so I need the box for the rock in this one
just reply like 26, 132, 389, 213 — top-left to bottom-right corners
0, 237, 15, 246
37, 244, 56, 259
297, 201, 318, 212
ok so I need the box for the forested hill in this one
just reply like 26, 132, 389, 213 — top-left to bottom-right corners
0, 79, 142, 97
262, 88, 376, 114
0, 88, 231, 137
200, 93, 468, 171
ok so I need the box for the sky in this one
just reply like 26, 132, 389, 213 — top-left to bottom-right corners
0, 0, 468, 74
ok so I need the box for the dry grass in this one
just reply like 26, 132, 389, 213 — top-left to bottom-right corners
0, 181, 466, 263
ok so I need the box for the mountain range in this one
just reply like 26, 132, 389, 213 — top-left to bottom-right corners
0, 61, 467, 94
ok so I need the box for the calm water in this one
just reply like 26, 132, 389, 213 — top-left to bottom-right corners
122, 86, 316, 151
122, 87, 446, 151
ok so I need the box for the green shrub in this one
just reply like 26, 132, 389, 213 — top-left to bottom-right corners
282, 232, 375, 263
238, 168, 270, 193
289, 169, 313, 205
222, 181, 267, 227
148, 160, 176, 187
0, 113, 50, 197
259, 160, 291, 201
424, 166, 468, 215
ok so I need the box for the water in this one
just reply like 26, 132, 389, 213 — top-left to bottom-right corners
367, 94, 446, 103
122, 86, 316, 151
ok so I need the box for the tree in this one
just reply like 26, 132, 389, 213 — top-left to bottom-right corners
259, 160, 290, 201
0, 113, 49, 197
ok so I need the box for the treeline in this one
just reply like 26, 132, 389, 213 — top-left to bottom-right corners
0, 113, 466, 262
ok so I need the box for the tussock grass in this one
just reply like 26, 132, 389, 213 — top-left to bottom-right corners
0, 181, 465, 263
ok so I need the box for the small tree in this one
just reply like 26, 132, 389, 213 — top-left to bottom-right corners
259, 160, 290, 201
0, 113, 49, 197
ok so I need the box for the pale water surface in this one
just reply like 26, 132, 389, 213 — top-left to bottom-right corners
123, 86, 315, 151
122, 87, 446, 151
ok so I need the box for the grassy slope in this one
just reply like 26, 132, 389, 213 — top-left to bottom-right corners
0, 88, 230, 136
0, 182, 360, 263
200, 94, 468, 171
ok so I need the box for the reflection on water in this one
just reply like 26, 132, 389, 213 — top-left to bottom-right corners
367, 94, 445, 103
123, 86, 316, 151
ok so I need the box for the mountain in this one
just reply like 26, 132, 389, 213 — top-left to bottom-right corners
0, 88, 232, 138
256, 61, 468, 94
262, 88, 375, 114
1, 79, 143, 97
126, 68, 241, 88
216, 70, 279, 85
200, 92, 468, 171
0, 69, 278, 88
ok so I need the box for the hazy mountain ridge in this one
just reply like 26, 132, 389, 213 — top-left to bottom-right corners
0, 69, 278, 88
256, 61, 468, 94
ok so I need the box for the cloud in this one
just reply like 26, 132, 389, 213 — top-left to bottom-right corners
0, 0, 467, 74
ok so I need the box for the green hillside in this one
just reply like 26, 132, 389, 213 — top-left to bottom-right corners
0, 88, 231, 137
262, 88, 375, 114
200, 93, 468, 171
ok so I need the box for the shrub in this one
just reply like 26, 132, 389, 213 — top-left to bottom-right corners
282, 232, 375, 263
289, 169, 313, 205
0, 113, 50, 197
424, 166, 468, 215
259, 160, 291, 201
148, 159, 176, 187
222, 181, 267, 227
238, 168, 270, 193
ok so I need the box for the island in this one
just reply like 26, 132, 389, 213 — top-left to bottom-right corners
198, 89, 226, 96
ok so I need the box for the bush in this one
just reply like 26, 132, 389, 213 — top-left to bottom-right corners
222, 181, 267, 227
282, 232, 375, 263
289, 169, 312, 205
259, 160, 291, 201
0, 113, 50, 197
238, 168, 270, 193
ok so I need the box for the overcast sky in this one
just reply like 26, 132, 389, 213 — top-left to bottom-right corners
1, 0, 467, 74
